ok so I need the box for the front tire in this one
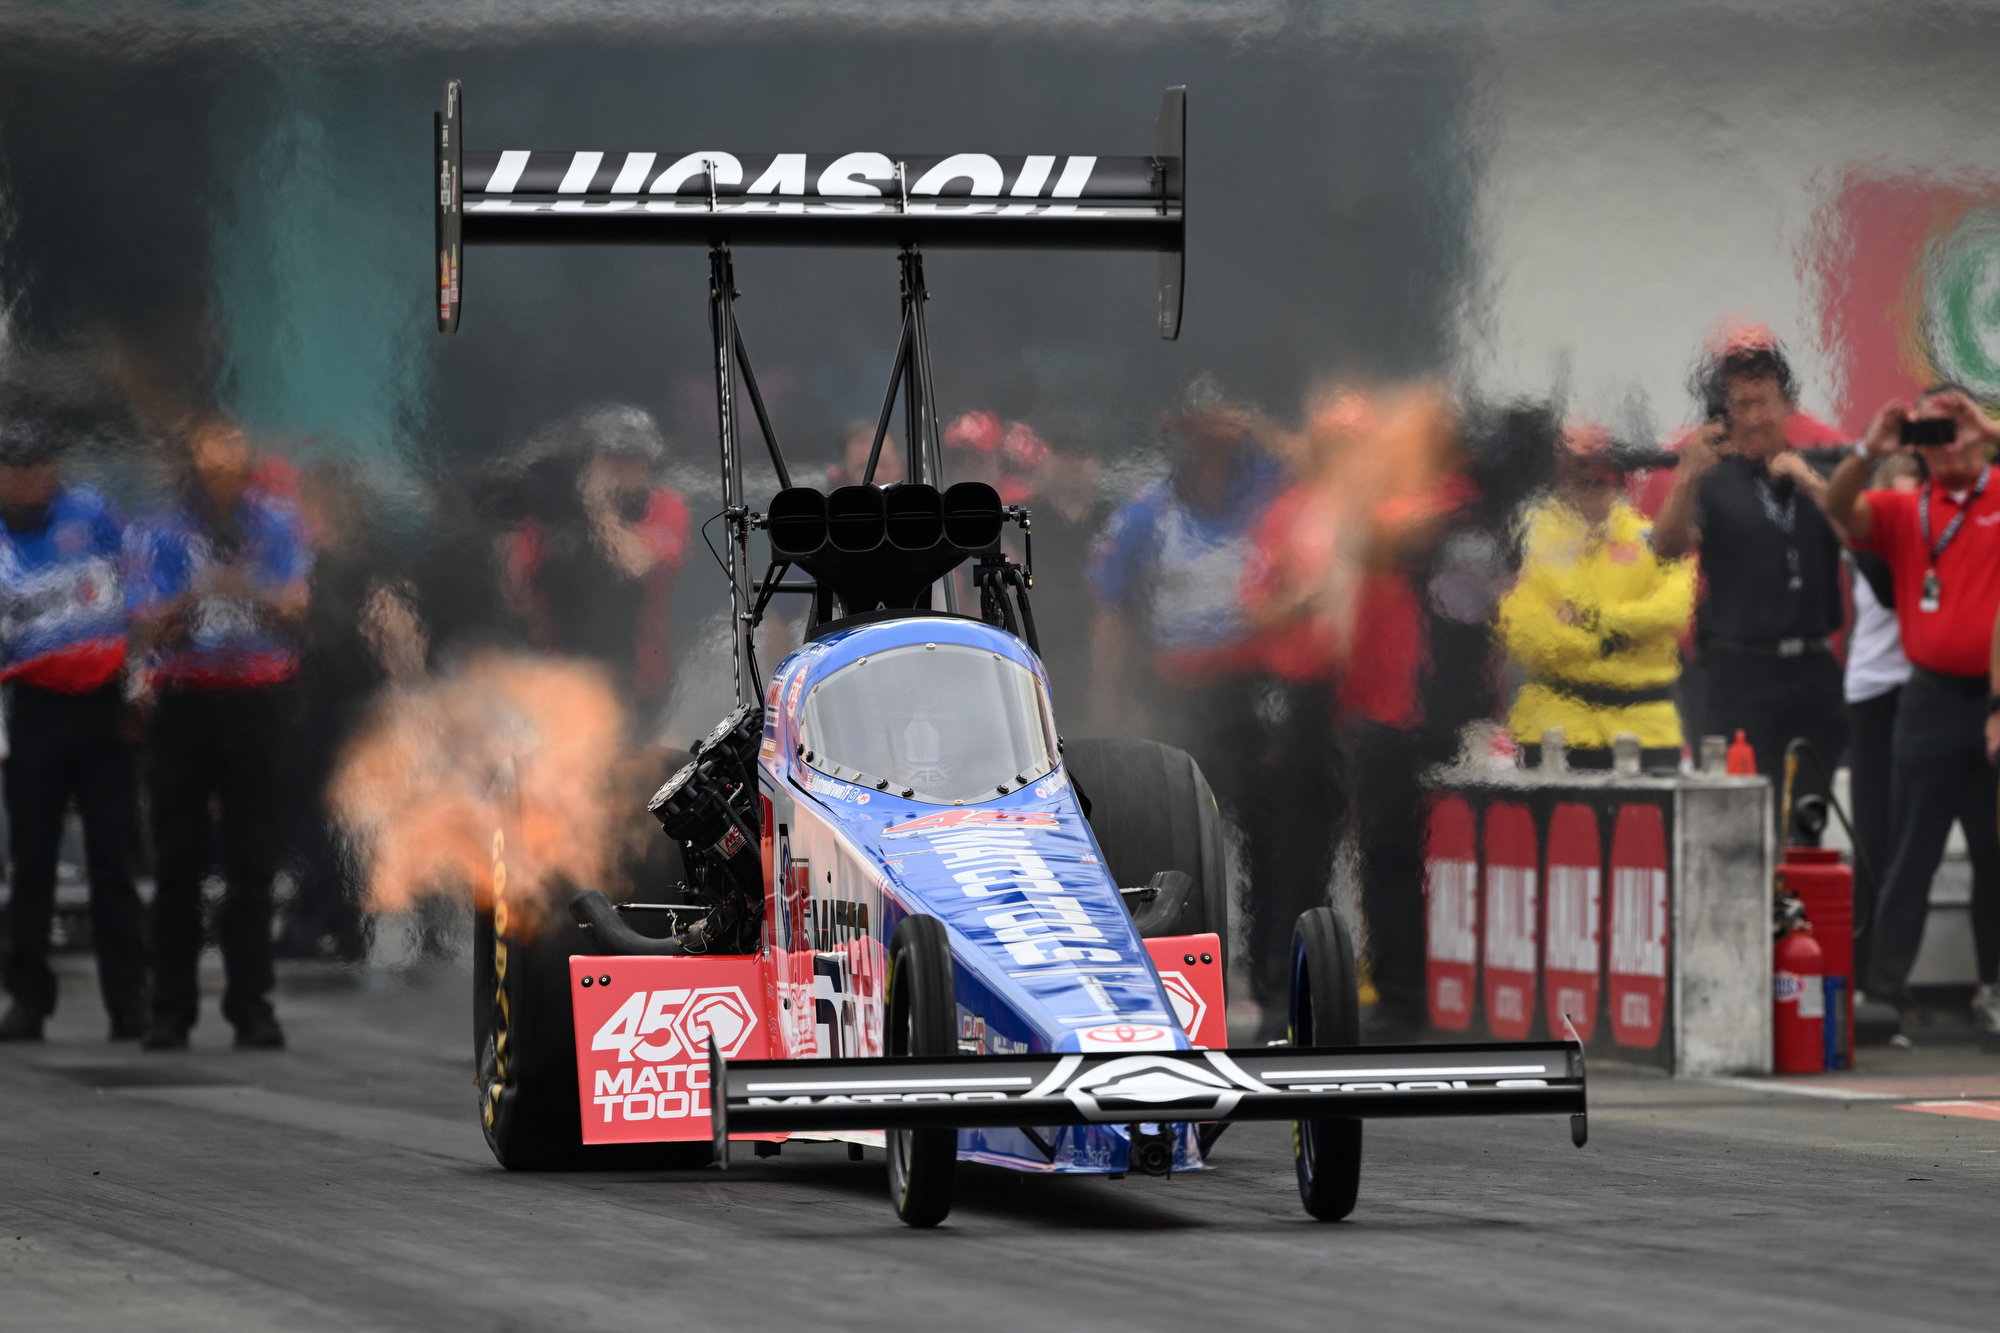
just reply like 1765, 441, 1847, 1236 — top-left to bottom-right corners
1291, 906, 1363, 1221
885, 913, 958, 1227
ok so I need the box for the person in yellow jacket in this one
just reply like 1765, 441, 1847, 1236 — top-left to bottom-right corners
1497, 426, 1696, 770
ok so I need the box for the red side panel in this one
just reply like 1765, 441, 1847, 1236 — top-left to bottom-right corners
570, 955, 773, 1145
1143, 933, 1227, 1048
1481, 802, 1539, 1041
1608, 804, 1670, 1051
1424, 794, 1479, 1031
1543, 803, 1603, 1044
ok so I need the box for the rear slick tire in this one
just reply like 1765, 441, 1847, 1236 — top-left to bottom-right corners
1290, 906, 1363, 1222
1061, 737, 1230, 973
474, 903, 587, 1170
474, 902, 714, 1172
885, 913, 958, 1227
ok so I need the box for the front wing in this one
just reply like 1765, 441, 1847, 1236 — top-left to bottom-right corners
711, 1039, 1586, 1159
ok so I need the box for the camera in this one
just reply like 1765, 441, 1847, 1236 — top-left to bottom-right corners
1900, 417, 1956, 446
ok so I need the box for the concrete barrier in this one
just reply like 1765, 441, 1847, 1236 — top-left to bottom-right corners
1420, 764, 1772, 1076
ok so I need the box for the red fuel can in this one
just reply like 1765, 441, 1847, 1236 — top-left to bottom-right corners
1774, 927, 1826, 1074
1779, 848, 1853, 1070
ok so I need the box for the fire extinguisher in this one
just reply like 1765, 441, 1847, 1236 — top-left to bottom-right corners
1778, 845, 1853, 1070
1773, 899, 1826, 1075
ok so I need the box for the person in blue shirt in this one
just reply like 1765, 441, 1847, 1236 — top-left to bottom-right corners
126, 418, 311, 1051
0, 410, 145, 1042
1087, 377, 1313, 1038
1088, 384, 1286, 712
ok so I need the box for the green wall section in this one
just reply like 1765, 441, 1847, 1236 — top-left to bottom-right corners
208, 63, 432, 477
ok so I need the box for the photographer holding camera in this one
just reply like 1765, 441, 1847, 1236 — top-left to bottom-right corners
1654, 333, 1848, 822
1825, 386, 2000, 1032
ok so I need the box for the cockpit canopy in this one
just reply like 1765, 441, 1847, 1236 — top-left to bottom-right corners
798, 641, 1058, 805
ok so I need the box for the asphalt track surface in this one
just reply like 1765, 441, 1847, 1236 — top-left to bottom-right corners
3, 957, 1997, 1333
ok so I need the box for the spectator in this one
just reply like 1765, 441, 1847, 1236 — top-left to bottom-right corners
275, 459, 420, 962
1088, 376, 1290, 1030
1826, 387, 2000, 1031
824, 419, 904, 489
1497, 425, 1695, 770
942, 409, 1103, 700
942, 411, 1003, 491
1843, 453, 1921, 986
0, 411, 146, 1042
128, 418, 312, 1050
1088, 378, 1283, 726
1241, 384, 1464, 1039
1653, 330, 1847, 821
1629, 353, 1853, 749
494, 406, 688, 720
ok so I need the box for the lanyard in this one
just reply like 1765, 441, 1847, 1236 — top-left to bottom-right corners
1751, 466, 1803, 591
1753, 476, 1796, 534
1919, 464, 1991, 566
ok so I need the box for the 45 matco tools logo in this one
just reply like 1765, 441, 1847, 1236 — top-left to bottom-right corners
592, 986, 759, 1064
585, 985, 760, 1128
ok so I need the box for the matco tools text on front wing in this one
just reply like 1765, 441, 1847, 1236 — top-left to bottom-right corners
709, 1039, 1586, 1159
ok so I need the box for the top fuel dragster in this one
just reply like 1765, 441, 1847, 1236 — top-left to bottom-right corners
438, 81, 1586, 1225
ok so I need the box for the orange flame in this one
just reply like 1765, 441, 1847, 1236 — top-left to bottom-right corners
328, 652, 629, 937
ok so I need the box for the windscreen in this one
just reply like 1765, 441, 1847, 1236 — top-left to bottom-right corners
798, 642, 1057, 805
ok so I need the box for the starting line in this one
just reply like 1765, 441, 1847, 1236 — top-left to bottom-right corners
1897, 1100, 2000, 1123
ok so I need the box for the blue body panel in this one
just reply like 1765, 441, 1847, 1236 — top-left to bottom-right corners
757, 614, 1205, 1173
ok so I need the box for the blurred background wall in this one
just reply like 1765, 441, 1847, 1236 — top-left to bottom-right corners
2, 0, 1998, 726
1463, 4, 2000, 439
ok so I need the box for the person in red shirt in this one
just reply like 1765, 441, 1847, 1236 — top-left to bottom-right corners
1239, 385, 1462, 1038
496, 407, 690, 718
1825, 385, 2000, 1025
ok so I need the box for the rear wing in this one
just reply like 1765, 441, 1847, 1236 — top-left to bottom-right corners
435, 81, 1186, 338
710, 1038, 1587, 1163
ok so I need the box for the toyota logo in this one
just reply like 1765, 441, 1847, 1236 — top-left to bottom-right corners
1077, 1023, 1175, 1051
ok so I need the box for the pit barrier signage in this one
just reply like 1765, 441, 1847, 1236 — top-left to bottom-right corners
1417, 773, 1769, 1076
1543, 803, 1603, 1044
1424, 795, 1479, 1032
1482, 803, 1539, 1041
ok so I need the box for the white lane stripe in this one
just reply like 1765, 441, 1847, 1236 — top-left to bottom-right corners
610, 151, 656, 194
558, 151, 603, 193
1051, 155, 1096, 197
1266, 1065, 1554, 1080
1704, 1076, 1899, 1101
484, 149, 531, 194
743, 1076, 1034, 1092
1011, 155, 1055, 197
